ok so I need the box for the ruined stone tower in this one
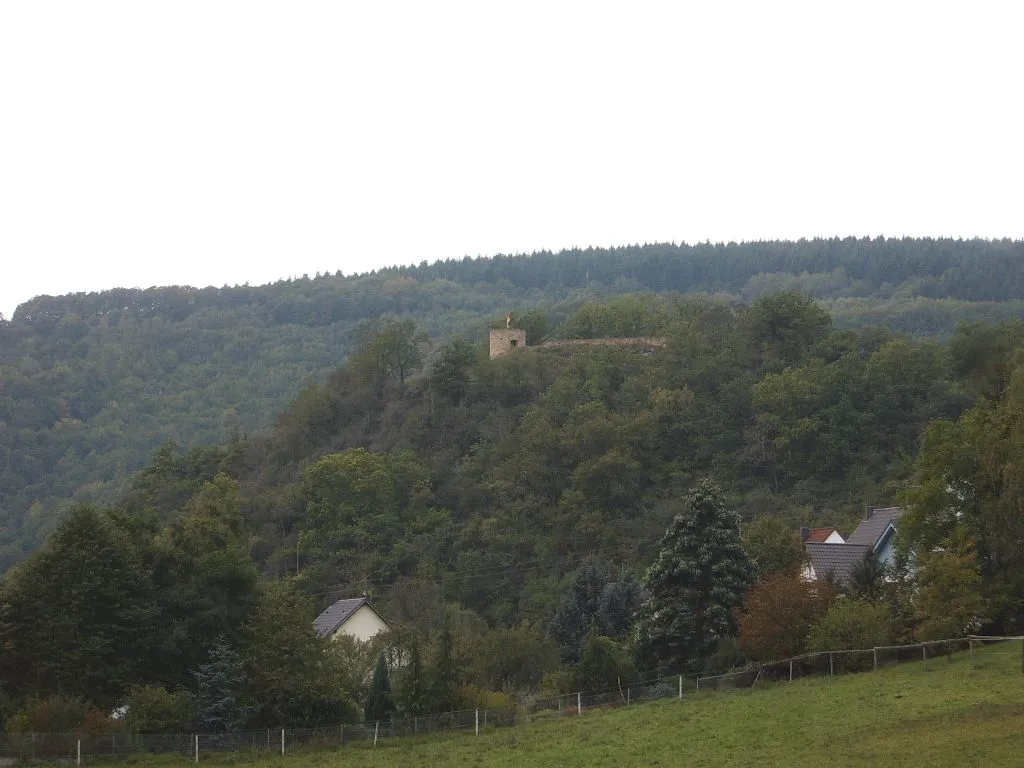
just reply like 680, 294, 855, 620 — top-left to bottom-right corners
489, 328, 527, 358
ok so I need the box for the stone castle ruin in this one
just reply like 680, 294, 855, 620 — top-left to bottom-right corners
489, 313, 666, 359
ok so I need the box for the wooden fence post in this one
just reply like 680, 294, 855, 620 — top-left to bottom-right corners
77, 740, 81, 767
280, 728, 285, 756
373, 721, 379, 748
829, 652, 834, 678
789, 659, 793, 682
194, 734, 199, 764
873, 648, 878, 672
475, 709, 479, 736
678, 675, 683, 699
577, 692, 582, 716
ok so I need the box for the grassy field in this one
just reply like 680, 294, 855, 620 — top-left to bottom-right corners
122, 646, 1024, 768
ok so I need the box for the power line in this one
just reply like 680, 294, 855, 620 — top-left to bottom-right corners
302, 542, 645, 600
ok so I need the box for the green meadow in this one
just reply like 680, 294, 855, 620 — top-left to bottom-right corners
113, 644, 1024, 768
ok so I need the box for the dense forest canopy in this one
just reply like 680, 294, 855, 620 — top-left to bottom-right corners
3, 236, 1024, 570
4, 283, 1024, 731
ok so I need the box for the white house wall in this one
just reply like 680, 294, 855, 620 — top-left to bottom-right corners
331, 604, 389, 643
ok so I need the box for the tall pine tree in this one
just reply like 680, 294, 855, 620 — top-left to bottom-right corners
430, 620, 459, 713
634, 479, 755, 674
397, 641, 427, 718
363, 654, 395, 722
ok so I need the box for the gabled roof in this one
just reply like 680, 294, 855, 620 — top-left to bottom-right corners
846, 507, 904, 551
804, 542, 870, 587
805, 527, 841, 543
313, 597, 388, 638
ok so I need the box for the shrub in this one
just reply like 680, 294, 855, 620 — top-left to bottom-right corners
4, 695, 105, 734
456, 687, 516, 712
577, 633, 636, 693
701, 637, 749, 676
539, 669, 577, 697
807, 598, 892, 652
472, 626, 560, 691
124, 686, 197, 734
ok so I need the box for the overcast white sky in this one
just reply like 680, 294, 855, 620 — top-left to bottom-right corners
1, 1, 1022, 318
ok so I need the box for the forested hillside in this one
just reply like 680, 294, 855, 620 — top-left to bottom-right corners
5, 289, 1024, 733
3, 236, 1024, 570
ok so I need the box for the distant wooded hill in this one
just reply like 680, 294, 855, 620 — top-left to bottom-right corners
2, 236, 1024, 570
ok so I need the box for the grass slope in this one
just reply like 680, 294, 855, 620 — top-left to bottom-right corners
132, 648, 1024, 768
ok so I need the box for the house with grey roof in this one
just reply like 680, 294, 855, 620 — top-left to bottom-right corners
802, 506, 905, 587
845, 506, 903, 569
313, 597, 390, 643
802, 542, 869, 586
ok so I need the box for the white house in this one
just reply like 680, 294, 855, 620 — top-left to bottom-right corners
313, 597, 390, 642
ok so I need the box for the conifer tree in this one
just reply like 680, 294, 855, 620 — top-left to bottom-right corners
194, 639, 245, 732
430, 621, 459, 713
363, 654, 395, 722
549, 563, 610, 663
634, 479, 755, 674
398, 641, 427, 718
549, 563, 643, 664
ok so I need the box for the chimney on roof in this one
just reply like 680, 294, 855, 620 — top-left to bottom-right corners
865, 505, 874, 520
800, 527, 810, 542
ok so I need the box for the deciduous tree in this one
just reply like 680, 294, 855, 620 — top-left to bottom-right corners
738, 575, 837, 661
0, 505, 156, 707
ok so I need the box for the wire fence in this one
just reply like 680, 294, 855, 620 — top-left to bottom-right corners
2, 635, 1020, 763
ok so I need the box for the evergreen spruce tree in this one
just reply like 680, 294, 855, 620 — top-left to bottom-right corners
549, 562, 642, 664
398, 641, 427, 718
194, 638, 245, 732
548, 563, 610, 663
363, 654, 395, 722
430, 621, 459, 713
634, 479, 756, 674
